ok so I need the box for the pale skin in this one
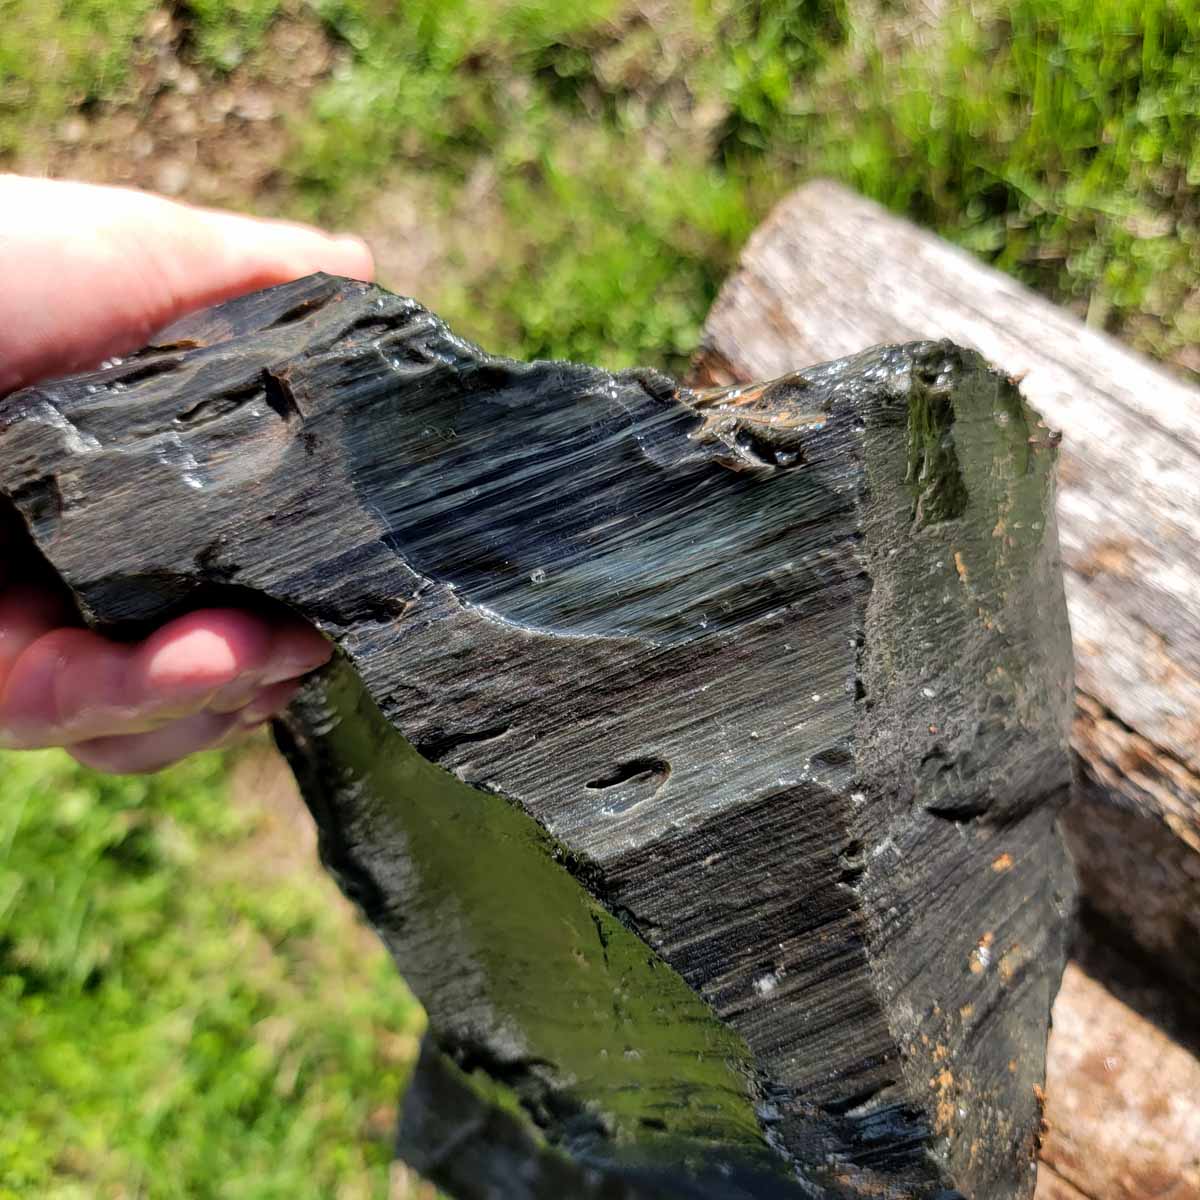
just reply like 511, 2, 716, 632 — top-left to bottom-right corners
0, 174, 376, 774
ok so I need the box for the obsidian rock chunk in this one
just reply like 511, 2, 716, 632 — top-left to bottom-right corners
0, 275, 1075, 1199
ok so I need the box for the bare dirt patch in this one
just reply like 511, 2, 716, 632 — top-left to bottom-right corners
14, 6, 336, 209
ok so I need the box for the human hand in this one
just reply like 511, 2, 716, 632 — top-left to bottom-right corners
0, 174, 374, 773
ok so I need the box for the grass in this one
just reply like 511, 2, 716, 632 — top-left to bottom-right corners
0, 747, 421, 1199
5, 2, 1198, 366
0, 0, 156, 147
278, 0, 1200, 367
1, 0, 1199, 1194
803, 0, 1200, 361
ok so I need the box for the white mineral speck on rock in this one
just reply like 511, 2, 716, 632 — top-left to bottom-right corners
753, 972, 780, 997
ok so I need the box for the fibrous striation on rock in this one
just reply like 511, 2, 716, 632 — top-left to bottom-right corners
0, 274, 1076, 1199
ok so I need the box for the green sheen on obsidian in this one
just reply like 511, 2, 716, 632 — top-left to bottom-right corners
0, 275, 1076, 1200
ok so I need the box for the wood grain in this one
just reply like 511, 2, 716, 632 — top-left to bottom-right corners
1037, 963, 1200, 1200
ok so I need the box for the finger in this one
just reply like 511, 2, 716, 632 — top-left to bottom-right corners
1, 627, 145, 749
0, 608, 330, 748
67, 709, 242, 775
0, 174, 375, 394
0, 583, 76, 687
230, 678, 305, 727
135, 608, 330, 710
66, 680, 292, 775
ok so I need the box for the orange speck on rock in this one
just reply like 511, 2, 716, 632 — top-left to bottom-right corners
999, 944, 1021, 982
991, 852, 1014, 872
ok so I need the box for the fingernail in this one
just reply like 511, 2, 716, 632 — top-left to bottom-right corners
334, 233, 374, 280
144, 627, 241, 692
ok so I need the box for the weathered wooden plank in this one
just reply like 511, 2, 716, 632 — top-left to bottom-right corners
0, 275, 1075, 1198
696, 179, 1200, 1200
1036, 962, 1200, 1200
696, 179, 1200, 995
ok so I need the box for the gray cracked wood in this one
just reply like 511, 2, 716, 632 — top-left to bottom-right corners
695, 179, 1200, 998
694, 179, 1200, 1200
1034, 961, 1200, 1200
0, 274, 1075, 1199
